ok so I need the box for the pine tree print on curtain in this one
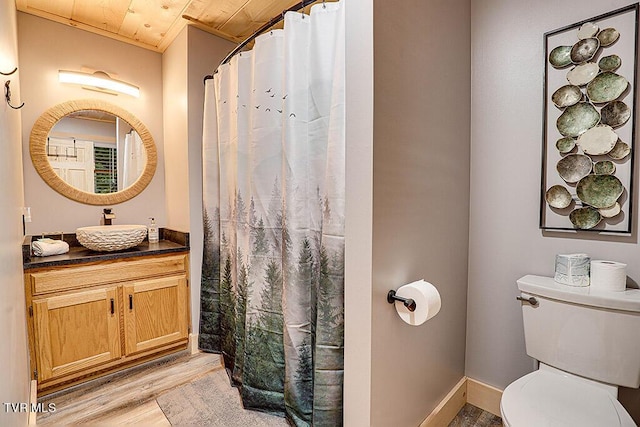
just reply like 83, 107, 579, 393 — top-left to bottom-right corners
199, 2, 345, 426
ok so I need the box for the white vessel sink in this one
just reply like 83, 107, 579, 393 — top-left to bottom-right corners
76, 225, 148, 252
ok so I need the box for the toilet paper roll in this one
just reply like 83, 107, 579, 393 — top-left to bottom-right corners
554, 253, 590, 287
590, 260, 627, 292
393, 280, 442, 326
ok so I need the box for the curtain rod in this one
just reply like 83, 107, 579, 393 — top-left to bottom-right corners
203, 0, 324, 83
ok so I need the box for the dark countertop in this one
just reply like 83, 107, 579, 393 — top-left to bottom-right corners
23, 228, 189, 270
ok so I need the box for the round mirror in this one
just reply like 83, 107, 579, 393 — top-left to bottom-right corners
30, 100, 157, 205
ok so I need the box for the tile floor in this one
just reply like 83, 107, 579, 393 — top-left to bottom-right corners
449, 403, 503, 427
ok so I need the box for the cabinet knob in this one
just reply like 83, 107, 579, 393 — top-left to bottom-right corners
129, 294, 133, 310
110, 298, 114, 314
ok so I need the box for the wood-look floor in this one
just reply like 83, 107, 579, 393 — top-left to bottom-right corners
37, 352, 501, 426
37, 351, 222, 425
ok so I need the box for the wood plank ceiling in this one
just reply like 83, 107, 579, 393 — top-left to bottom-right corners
14, 0, 324, 53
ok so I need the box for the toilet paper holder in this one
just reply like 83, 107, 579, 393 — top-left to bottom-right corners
387, 290, 417, 312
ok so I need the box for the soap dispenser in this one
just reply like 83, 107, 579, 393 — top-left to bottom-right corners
148, 217, 159, 243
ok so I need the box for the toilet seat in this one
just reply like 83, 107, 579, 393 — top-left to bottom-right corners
500, 368, 635, 427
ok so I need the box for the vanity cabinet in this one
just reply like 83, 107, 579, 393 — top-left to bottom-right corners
123, 275, 188, 354
24, 252, 190, 394
33, 286, 122, 382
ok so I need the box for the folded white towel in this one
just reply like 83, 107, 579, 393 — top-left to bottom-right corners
32, 239, 70, 257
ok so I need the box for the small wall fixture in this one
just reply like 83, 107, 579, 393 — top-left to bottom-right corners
0, 67, 18, 76
387, 290, 417, 312
5, 80, 24, 109
58, 70, 140, 98
2, 66, 24, 109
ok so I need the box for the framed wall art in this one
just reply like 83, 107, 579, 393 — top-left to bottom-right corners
540, 3, 638, 233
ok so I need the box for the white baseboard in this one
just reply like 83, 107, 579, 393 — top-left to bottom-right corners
420, 377, 503, 427
188, 333, 200, 355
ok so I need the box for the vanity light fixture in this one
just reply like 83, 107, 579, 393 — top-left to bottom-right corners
58, 70, 140, 98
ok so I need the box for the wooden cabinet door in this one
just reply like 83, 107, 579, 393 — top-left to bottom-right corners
123, 275, 188, 355
33, 287, 121, 382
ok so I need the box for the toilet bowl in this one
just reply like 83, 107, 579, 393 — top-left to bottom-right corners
503, 275, 640, 427
500, 364, 635, 427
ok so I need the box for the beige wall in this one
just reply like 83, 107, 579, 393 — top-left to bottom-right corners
186, 27, 235, 332
370, 0, 471, 425
0, 1, 30, 426
163, 28, 190, 232
468, 0, 640, 421
343, 0, 374, 424
17, 13, 166, 234
163, 25, 234, 331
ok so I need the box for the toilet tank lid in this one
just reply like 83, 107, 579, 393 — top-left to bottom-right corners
517, 275, 640, 313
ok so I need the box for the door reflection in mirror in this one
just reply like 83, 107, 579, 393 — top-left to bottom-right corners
48, 110, 147, 194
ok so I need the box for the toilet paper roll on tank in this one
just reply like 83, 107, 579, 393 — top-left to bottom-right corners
591, 260, 627, 292
392, 280, 441, 326
553, 253, 627, 292
554, 253, 590, 287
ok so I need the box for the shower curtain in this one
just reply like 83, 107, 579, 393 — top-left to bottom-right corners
199, 2, 345, 426
121, 131, 145, 190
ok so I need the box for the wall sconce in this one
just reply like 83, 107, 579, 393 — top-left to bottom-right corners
58, 70, 140, 98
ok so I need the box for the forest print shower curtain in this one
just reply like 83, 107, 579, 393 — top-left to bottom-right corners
199, 2, 345, 426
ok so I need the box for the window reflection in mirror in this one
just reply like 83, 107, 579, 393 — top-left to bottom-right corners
47, 110, 147, 195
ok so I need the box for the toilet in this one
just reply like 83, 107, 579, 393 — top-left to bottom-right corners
500, 275, 640, 427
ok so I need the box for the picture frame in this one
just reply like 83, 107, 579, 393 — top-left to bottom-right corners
540, 3, 639, 233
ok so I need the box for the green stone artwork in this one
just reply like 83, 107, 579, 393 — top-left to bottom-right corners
544, 10, 635, 231
549, 45, 573, 68
586, 72, 628, 103
569, 206, 602, 229
576, 174, 624, 208
556, 102, 600, 137
598, 54, 621, 71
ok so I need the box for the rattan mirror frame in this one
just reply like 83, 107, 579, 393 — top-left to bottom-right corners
30, 99, 157, 205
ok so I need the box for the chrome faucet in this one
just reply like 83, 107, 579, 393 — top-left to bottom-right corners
103, 208, 116, 225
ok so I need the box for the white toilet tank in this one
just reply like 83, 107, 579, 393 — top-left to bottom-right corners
517, 275, 640, 388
